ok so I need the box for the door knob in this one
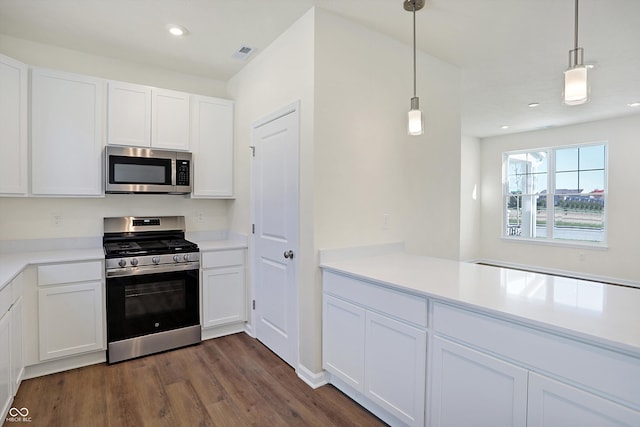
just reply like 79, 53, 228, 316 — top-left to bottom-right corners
284, 250, 294, 259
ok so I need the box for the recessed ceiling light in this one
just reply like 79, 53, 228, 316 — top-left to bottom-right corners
167, 24, 189, 37
528, 102, 540, 108
500, 125, 509, 130
628, 101, 640, 108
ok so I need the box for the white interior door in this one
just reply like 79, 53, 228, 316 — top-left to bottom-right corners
251, 102, 299, 368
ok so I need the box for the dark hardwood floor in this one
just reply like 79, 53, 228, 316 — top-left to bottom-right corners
4, 333, 386, 427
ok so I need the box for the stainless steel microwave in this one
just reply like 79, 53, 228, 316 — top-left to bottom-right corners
105, 146, 192, 194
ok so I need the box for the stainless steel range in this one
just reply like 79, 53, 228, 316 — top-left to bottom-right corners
103, 216, 201, 363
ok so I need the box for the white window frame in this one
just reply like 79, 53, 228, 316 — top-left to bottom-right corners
502, 142, 608, 247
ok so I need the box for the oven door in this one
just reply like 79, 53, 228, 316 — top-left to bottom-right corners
106, 268, 199, 343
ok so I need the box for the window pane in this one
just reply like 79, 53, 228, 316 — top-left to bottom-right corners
556, 171, 578, 191
554, 197, 605, 242
556, 148, 578, 172
531, 173, 547, 193
536, 195, 548, 238
528, 152, 547, 173
580, 145, 605, 170
580, 170, 605, 193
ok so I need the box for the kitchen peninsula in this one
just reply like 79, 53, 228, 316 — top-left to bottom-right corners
320, 244, 640, 427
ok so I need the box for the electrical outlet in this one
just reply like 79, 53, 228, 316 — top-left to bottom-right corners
195, 212, 204, 223
51, 213, 63, 227
382, 214, 390, 230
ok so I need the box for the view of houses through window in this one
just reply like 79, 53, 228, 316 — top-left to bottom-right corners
503, 143, 607, 243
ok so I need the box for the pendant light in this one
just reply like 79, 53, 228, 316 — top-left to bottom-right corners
563, 0, 588, 105
404, 0, 424, 135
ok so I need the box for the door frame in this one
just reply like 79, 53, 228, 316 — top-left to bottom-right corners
249, 100, 300, 368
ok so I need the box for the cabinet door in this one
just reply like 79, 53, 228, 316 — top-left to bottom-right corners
0, 312, 11, 420
9, 297, 23, 396
365, 311, 426, 427
430, 336, 528, 427
190, 96, 234, 198
322, 295, 366, 392
31, 68, 104, 196
202, 266, 245, 328
528, 372, 640, 427
38, 281, 104, 360
107, 81, 151, 147
0, 54, 28, 195
152, 88, 190, 150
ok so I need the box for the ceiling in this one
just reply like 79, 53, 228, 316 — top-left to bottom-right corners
1, 0, 639, 138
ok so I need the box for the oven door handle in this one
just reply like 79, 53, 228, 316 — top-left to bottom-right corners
106, 262, 200, 278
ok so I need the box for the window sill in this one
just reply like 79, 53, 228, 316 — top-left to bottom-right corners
500, 236, 608, 250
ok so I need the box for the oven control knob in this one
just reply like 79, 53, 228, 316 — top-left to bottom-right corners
118, 259, 126, 268
152, 256, 160, 265
183, 254, 190, 262
130, 258, 139, 267
173, 255, 181, 262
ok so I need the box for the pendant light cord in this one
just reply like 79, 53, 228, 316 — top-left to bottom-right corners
573, 0, 580, 65
412, 1, 417, 98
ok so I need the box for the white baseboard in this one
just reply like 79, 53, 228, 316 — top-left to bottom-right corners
296, 364, 329, 389
23, 351, 106, 380
201, 322, 246, 341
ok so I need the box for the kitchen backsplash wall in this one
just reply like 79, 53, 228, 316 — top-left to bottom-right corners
0, 196, 230, 240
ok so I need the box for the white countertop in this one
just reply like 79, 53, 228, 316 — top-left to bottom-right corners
0, 248, 105, 291
0, 234, 247, 291
321, 252, 640, 357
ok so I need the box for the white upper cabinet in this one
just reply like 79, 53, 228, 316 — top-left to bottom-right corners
152, 88, 190, 150
0, 54, 28, 195
190, 95, 234, 198
107, 82, 190, 150
107, 81, 151, 147
31, 68, 104, 196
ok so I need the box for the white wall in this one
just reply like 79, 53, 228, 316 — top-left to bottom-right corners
479, 113, 640, 284
460, 135, 481, 261
226, 8, 316, 370
314, 9, 461, 259
0, 34, 232, 240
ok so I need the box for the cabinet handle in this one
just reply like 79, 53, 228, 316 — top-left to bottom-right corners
284, 250, 294, 259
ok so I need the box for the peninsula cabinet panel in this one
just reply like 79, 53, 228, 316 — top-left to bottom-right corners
0, 53, 28, 195
430, 336, 528, 427
365, 311, 426, 427
322, 295, 366, 392
527, 373, 640, 427
31, 68, 104, 196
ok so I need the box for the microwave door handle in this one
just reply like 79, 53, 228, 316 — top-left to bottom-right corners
171, 158, 177, 186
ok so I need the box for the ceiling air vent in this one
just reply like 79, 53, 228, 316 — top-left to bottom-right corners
232, 45, 255, 60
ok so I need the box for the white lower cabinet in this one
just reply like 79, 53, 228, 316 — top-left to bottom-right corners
37, 262, 104, 361
0, 308, 11, 421
322, 272, 427, 427
365, 311, 426, 425
431, 302, 640, 427
527, 373, 640, 427
201, 249, 246, 330
430, 336, 528, 427
1, 272, 24, 421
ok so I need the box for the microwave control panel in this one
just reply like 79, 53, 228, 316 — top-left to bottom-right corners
176, 160, 190, 186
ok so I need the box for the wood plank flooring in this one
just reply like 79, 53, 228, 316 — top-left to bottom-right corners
5, 333, 386, 427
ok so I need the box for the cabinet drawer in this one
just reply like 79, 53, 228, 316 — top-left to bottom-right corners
202, 250, 244, 269
433, 302, 640, 409
323, 271, 427, 327
0, 282, 11, 316
37, 261, 103, 286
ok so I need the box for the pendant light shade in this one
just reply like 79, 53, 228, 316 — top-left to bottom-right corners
408, 97, 423, 135
405, 0, 424, 135
563, 0, 589, 105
